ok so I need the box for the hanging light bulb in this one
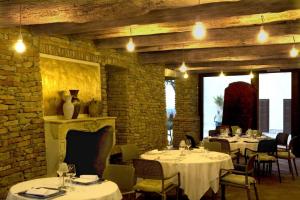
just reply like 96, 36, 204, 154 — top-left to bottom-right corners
15, 4, 26, 54
257, 26, 269, 43
126, 37, 135, 52
249, 71, 254, 79
257, 16, 269, 43
183, 72, 189, 79
289, 36, 299, 58
219, 71, 225, 77
290, 46, 299, 58
192, 21, 206, 40
179, 61, 188, 73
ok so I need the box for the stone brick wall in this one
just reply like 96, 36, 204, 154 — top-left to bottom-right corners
127, 64, 167, 152
107, 66, 129, 145
173, 74, 200, 147
0, 29, 46, 198
0, 29, 168, 198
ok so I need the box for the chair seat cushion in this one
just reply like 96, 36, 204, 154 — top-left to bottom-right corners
133, 179, 174, 193
221, 174, 256, 185
230, 153, 238, 160
257, 153, 276, 161
277, 151, 296, 159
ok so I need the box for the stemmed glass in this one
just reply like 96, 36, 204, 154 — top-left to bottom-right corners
185, 139, 192, 150
66, 164, 76, 189
57, 162, 68, 189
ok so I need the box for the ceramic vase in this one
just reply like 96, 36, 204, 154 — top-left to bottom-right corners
88, 99, 103, 117
70, 89, 81, 119
63, 95, 74, 119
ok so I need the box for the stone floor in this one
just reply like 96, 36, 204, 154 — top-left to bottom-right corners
136, 158, 300, 200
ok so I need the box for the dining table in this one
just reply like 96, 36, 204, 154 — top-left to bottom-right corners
207, 135, 270, 155
6, 177, 122, 200
141, 149, 234, 200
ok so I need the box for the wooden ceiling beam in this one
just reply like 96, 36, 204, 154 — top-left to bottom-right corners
94, 22, 300, 51
30, 0, 299, 37
139, 44, 300, 64
0, 0, 239, 27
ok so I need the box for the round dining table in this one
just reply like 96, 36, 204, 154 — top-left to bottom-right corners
141, 149, 234, 200
6, 177, 122, 200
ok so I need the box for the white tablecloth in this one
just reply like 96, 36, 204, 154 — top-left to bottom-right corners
229, 137, 259, 155
141, 150, 233, 200
6, 177, 122, 200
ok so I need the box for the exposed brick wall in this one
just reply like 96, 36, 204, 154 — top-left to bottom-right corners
0, 29, 46, 198
0, 29, 168, 198
127, 64, 167, 152
173, 74, 200, 147
107, 66, 129, 145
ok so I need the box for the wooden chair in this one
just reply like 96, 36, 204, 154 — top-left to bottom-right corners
220, 154, 259, 200
120, 144, 139, 164
277, 136, 299, 180
204, 141, 222, 152
209, 138, 240, 163
132, 159, 180, 200
103, 164, 136, 200
245, 139, 281, 183
185, 134, 198, 148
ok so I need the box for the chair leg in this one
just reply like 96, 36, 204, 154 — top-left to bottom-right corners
253, 184, 259, 200
257, 161, 261, 184
162, 193, 166, 200
221, 184, 226, 200
276, 159, 282, 183
176, 187, 179, 200
288, 159, 295, 180
293, 158, 298, 176
246, 188, 251, 200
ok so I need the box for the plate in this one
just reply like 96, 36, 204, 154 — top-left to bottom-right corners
72, 178, 103, 185
18, 187, 66, 199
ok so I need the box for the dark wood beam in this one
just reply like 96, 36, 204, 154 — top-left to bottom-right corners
94, 22, 300, 51
30, 0, 299, 38
139, 44, 300, 64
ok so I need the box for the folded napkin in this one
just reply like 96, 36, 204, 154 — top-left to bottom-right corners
25, 188, 58, 197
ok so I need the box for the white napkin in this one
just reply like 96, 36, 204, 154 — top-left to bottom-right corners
25, 188, 58, 196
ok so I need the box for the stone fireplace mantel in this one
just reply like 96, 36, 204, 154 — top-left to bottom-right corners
44, 116, 116, 176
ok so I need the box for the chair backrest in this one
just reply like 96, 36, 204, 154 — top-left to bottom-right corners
133, 159, 164, 180
257, 139, 277, 154
103, 164, 136, 192
64, 126, 114, 177
209, 130, 220, 137
204, 141, 222, 152
231, 126, 240, 135
185, 134, 197, 148
276, 132, 289, 148
120, 144, 139, 163
246, 154, 257, 173
209, 138, 230, 154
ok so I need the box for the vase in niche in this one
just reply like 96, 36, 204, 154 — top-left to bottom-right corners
88, 99, 103, 117
70, 89, 81, 119
63, 95, 74, 120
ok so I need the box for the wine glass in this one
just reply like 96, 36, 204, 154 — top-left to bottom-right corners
67, 164, 76, 179
185, 139, 192, 150
57, 162, 68, 188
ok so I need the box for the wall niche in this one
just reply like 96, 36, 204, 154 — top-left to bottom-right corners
40, 54, 101, 116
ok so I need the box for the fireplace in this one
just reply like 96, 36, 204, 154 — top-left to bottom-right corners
44, 116, 116, 176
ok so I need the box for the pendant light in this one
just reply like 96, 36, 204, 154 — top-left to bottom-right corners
289, 36, 299, 58
183, 72, 189, 79
249, 70, 254, 79
192, 0, 206, 40
219, 70, 225, 77
257, 15, 269, 43
179, 46, 188, 73
126, 27, 135, 52
15, 4, 26, 53
179, 61, 188, 73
